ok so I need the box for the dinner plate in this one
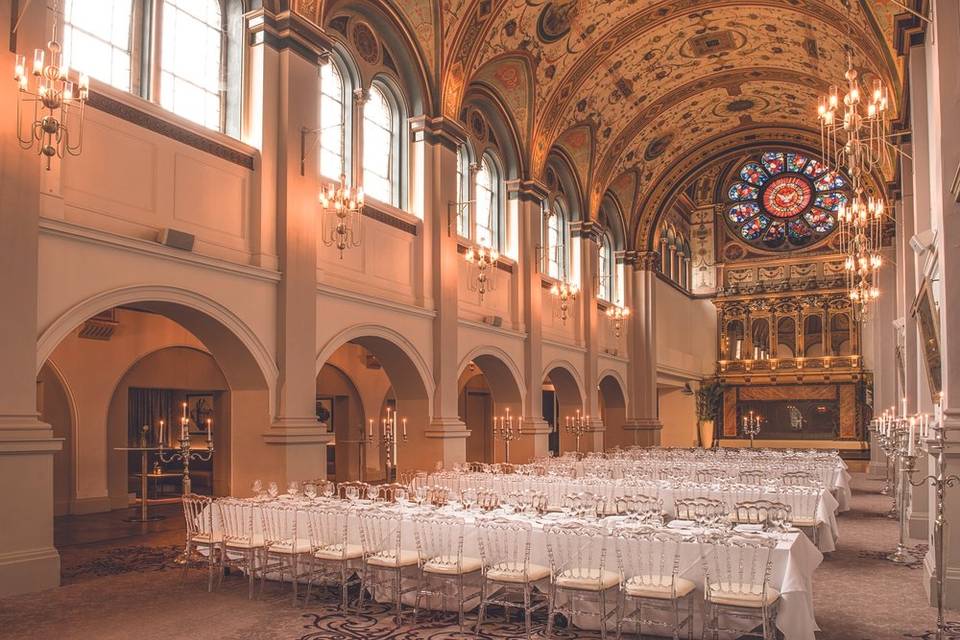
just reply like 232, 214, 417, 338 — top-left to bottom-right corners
667, 519, 695, 529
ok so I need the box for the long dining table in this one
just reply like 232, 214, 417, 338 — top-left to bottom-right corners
202, 496, 824, 640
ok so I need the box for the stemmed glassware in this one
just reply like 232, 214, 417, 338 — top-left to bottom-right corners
304, 482, 318, 500
287, 480, 300, 497
251, 479, 263, 498
322, 481, 335, 499
366, 485, 379, 501
267, 481, 279, 499
461, 488, 478, 511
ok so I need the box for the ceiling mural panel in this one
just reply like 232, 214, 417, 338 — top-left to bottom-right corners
470, 55, 536, 145
387, 0, 438, 76
554, 123, 595, 195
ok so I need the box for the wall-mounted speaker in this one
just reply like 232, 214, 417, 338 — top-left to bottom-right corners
483, 315, 503, 327
158, 228, 195, 252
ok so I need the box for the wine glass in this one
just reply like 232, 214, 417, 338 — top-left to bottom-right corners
304, 483, 318, 500
345, 486, 359, 501
287, 480, 300, 497
251, 479, 263, 498
461, 488, 477, 511
366, 486, 379, 501
322, 481, 335, 499
394, 488, 408, 505
267, 481, 279, 499
415, 486, 427, 507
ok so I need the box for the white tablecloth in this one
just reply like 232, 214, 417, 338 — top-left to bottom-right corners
203, 499, 823, 640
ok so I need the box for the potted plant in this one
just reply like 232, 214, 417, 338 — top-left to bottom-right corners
695, 380, 724, 449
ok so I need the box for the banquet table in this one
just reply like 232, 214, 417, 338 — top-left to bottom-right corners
423, 473, 841, 553
202, 497, 824, 640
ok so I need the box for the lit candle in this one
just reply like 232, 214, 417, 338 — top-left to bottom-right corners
181, 417, 187, 440
158, 419, 164, 446
206, 418, 212, 442
32, 48, 44, 75
368, 418, 374, 438
182, 401, 188, 420
901, 397, 907, 418
402, 417, 407, 437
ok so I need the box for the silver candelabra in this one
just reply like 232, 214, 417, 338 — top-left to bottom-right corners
157, 416, 214, 497
368, 408, 407, 482
564, 410, 589, 454
741, 410, 762, 448
907, 420, 960, 640
493, 408, 520, 463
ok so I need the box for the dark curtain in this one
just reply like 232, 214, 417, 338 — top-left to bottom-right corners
128, 388, 175, 446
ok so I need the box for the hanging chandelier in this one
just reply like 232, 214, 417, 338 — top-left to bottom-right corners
13, 20, 88, 170
817, 48, 891, 318
464, 244, 498, 302
605, 303, 630, 338
319, 173, 364, 258
550, 281, 579, 323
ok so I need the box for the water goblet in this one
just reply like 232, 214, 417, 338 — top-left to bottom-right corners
367, 486, 379, 501
304, 483, 318, 500
287, 480, 300, 496
322, 481, 335, 499
251, 479, 263, 498
415, 486, 427, 507
267, 481, 279, 499
345, 486, 359, 501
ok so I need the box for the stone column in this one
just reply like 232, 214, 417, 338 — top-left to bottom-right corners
0, 0, 62, 596
514, 181, 551, 460
250, 14, 331, 478
624, 251, 662, 445
579, 221, 605, 451
414, 117, 470, 465
921, 0, 960, 607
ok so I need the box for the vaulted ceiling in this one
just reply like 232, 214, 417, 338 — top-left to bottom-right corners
303, 0, 905, 249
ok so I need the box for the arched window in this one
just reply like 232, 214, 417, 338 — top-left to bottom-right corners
159, 0, 225, 130
474, 155, 500, 248
63, 0, 134, 92
598, 233, 613, 301
545, 200, 568, 280
64, 0, 241, 134
363, 83, 399, 206
455, 145, 470, 237
319, 61, 347, 180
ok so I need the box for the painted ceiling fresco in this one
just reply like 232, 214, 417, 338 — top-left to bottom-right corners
307, 0, 906, 247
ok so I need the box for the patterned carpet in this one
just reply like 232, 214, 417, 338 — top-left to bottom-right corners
0, 474, 957, 640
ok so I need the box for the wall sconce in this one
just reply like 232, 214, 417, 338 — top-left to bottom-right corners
319, 173, 364, 258
465, 244, 498, 302
606, 303, 630, 338
550, 281, 579, 323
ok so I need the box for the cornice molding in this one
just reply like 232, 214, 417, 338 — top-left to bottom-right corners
409, 116, 468, 151
624, 250, 660, 272
893, 2, 928, 55
246, 9, 333, 63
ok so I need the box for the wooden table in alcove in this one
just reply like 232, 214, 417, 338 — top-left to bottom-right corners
115, 446, 170, 523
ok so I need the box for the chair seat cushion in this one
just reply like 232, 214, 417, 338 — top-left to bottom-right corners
314, 543, 364, 560
366, 549, 419, 568
268, 538, 313, 554
190, 532, 223, 544
424, 555, 482, 575
486, 562, 551, 583
792, 516, 817, 527
555, 568, 620, 591
624, 575, 697, 599
708, 584, 780, 608
224, 535, 265, 549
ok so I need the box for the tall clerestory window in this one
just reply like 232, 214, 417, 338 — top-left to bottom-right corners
63, 0, 133, 92
545, 200, 568, 280
363, 83, 399, 206
598, 233, 613, 301
319, 61, 347, 180
474, 155, 500, 249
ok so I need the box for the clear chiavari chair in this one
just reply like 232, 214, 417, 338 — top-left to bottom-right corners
615, 528, 695, 640
376, 483, 409, 503
700, 533, 781, 640
619, 494, 664, 524
695, 467, 729, 483
544, 522, 618, 639
337, 481, 370, 500
217, 498, 266, 599
777, 486, 821, 544
411, 514, 482, 629
732, 500, 792, 529
780, 470, 817, 487
261, 503, 312, 604
674, 496, 726, 525
303, 506, 362, 609
738, 469, 766, 484
358, 508, 419, 621
181, 493, 222, 592
477, 518, 550, 638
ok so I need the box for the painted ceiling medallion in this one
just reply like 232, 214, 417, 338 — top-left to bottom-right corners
351, 22, 380, 65
537, 1, 579, 44
725, 151, 848, 251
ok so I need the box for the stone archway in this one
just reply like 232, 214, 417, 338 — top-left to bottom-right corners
543, 362, 586, 455
599, 372, 629, 450
457, 349, 525, 463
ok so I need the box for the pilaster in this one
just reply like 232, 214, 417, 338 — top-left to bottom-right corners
624, 251, 662, 445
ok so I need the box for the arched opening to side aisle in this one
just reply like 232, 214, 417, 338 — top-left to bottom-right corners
542, 364, 586, 456
457, 352, 524, 465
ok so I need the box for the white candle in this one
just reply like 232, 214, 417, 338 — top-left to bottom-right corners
182, 401, 188, 420
908, 418, 915, 456
206, 418, 212, 442
901, 397, 907, 418
402, 417, 407, 437
368, 418, 373, 438
158, 420, 164, 446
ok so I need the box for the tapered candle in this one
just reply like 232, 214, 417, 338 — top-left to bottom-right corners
206, 418, 212, 442
907, 417, 915, 456
182, 401, 188, 420
368, 418, 374, 438
158, 419, 164, 446
402, 417, 407, 437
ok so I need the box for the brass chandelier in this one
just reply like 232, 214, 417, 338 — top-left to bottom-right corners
319, 173, 364, 258
817, 49, 891, 319
13, 16, 88, 170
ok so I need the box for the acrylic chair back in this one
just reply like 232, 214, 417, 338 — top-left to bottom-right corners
476, 517, 534, 581
305, 507, 351, 559
261, 503, 300, 547
674, 496, 726, 521
545, 522, 610, 588
182, 493, 214, 540
413, 514, 466, 570
217, 499, 261, 546
358, 509, 404, 563
733, 500, 791, 526
776, 486, 819, 525
780, 470, 816, 487
701, 534, 776, 602
616, 529, 684, 594
738, 469, 766, 484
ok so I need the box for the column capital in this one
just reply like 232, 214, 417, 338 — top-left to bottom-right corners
246, 8, 334, 62
572, 220, 605, 244
506, 179, 549, 203
625, 250, 660, 272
